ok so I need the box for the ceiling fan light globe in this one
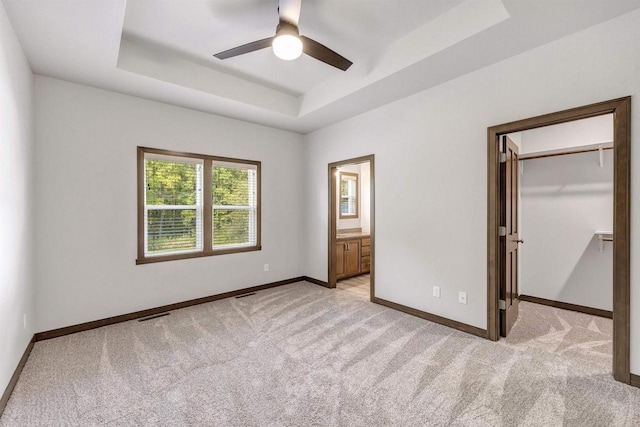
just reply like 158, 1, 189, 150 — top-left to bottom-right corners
272, 35, 303, 60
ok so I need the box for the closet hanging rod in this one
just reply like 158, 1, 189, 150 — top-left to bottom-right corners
520, 143, 613, 161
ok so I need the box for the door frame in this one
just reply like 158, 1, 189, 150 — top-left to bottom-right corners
486, 97, 631, 384
328, 155, 375, 299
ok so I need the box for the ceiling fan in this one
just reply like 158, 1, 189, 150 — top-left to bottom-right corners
213, 0, 353, 71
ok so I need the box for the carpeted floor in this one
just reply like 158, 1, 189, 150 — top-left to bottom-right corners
1, 281, 637, 426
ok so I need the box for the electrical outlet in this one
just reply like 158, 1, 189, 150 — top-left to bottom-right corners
264, 264, 269, 272
433, 286, 440, 298
23, 314, 27, 330
458, 292, 467, 305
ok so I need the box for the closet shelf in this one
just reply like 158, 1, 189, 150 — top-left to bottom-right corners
520, 141, 613, 162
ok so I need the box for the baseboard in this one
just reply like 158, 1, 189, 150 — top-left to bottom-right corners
0, 335, 35, 418
302, 276, 330, 288
372, 297, 487, 338
519, 295, 613, 319
35, 277, 307, 341
631, 374, 640, 388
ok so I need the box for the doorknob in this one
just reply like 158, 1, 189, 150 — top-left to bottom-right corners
516, 239, 524, 244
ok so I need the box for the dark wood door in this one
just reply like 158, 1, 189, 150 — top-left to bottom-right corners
344, 239, 361, 276
335, 242, 346, 278
500, 135, 520, 337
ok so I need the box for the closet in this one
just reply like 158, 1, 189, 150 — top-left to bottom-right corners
510, 114, 614, 315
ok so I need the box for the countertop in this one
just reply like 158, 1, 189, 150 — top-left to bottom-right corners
336, 232, 370, 241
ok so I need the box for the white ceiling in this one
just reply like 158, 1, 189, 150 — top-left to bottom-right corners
4, 0, 640, 134
123, 0, 466, 95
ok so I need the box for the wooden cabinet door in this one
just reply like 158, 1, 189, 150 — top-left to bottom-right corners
335, 242, 346, 278
361, 237, 370, 273
361, 256, 370, 273
344, 239, 361, 276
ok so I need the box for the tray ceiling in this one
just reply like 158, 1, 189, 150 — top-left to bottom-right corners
4, 0, 640, 133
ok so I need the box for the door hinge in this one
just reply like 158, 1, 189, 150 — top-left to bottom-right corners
499, 299, 506, 310
500, 153, 507, 163
499, 226, 506, 237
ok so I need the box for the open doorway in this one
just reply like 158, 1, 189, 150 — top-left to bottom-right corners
328, 155, 375, 300
502, 115, 616, 377
487, 97, 631, 385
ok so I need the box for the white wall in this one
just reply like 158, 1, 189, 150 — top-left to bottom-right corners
0, 1, 34, 396
360, 162, 371, 234
520, 151, 613, 311
303, 8, 640, 374
520, 114, 613, 155
34, 76, 305, 332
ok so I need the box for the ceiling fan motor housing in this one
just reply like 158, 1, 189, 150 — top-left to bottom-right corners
276, 21, 300, 37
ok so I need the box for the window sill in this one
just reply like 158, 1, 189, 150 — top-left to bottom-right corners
136, 245, 262, 265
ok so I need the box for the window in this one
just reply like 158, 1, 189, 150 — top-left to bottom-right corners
339, 171, 358, 218
212, 161, 258, 249
144, 154, 203, 255
137, 147, 260, 264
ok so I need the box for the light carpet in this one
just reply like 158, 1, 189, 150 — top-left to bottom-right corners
1, 281, 638, 426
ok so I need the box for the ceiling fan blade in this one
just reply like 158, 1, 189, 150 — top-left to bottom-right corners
279, 0, 302, 26
300, 36, 353, 71
214, 37, 274, 60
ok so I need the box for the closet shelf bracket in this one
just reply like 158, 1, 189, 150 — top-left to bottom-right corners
595, 230, 613, 252
599, 145, 604, 168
